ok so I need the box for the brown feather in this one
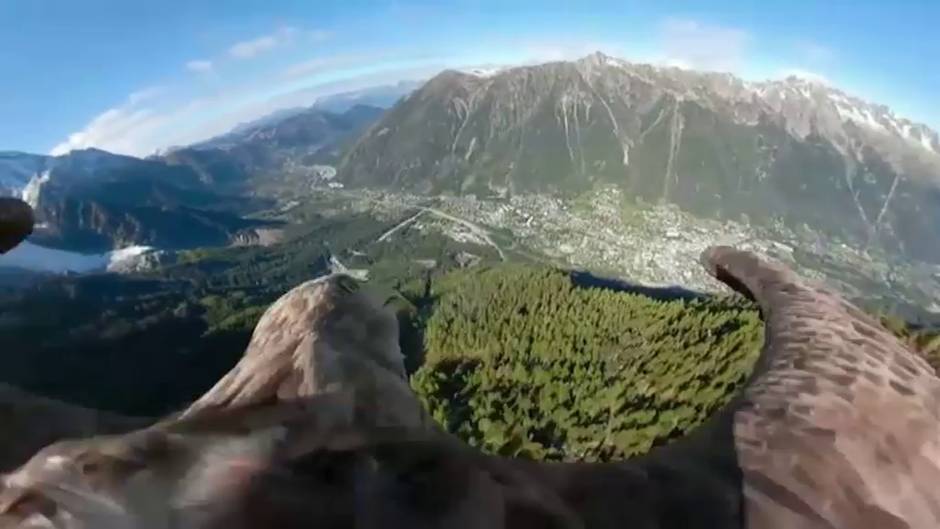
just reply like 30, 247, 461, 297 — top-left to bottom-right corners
701, 246, 940, 529
4, 247, 940, 529
0, 198, 33, 254
181, 274, 432, 431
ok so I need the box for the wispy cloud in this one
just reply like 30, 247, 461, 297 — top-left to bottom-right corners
49, 94, 170, 156
48, 23, 367, 157
468, 20, 751, 75
228, 26, 297, 59
658, 18, 750, 73
518, 41, 613, 63
284, 56, 350, 79
462, 37, 633, 68
795, 40, 836, 64
127, 86, 164, 104
185, 59, 214, 73
308, 29, 333, 43
48, 59, 431, 158
282, 52, 393, 79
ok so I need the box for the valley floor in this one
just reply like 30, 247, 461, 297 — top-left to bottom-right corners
286, 186, 940, 320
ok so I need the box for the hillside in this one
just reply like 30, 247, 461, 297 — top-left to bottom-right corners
1, 149, 270, 252
339, 52, 940, 264
0, 105, 384, 253
1, 192, 938, 459
0, 209, 504, 414
165, 104, 385, 198
1, 239, 938, 460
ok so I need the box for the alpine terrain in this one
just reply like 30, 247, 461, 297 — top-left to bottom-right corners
340, 52, 940, 265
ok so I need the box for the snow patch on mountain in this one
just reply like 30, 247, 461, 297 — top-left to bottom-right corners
762, 79, 936, 154
1, 148, 152, 204
21, 170, 50, 207
920, 133, 936, 152
602, 54, 630, 69
585, 53, 939, 157
0, 242, 155, 274
834, 103, 886, 132
459, 66, 505, 78
0, 153, 46, 197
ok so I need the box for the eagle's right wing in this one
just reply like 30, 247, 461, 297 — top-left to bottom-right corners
701, 246, 940, 529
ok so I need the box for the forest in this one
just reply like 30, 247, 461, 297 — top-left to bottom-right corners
1, 215, 939, 461
411, 265, 763, 460
408, 266, 940, 461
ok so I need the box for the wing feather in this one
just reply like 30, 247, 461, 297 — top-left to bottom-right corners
182, 274, 430, 430
0, 198, 33, 254
701, 246, 940, 529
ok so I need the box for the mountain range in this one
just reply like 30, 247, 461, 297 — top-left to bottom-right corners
0, 105, 387, 252
339, 52, 940, 264
0, 149, 268, 252
3, 53, 940, 270
165, 104, 384, 196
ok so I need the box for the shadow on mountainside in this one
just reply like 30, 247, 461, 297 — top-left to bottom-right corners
568, 269, 706, 302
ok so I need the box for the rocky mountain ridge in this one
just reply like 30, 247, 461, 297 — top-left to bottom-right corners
161, 105, 385, 198
0, 149, 269, 252
6, 55, 940, 267
0, 103, 387, 254
338, 52, 940, 263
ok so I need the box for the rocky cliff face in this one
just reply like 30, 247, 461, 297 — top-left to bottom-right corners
339, 52, 940, 263
0, 152, 46, 198
2, 149, 268, 252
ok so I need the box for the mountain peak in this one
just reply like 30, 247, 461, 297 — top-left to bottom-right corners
576, 53, 939, 156
780, 73, 831, 88
578, 51, 630, 70
584, 50, 611, 63
456, 65, 505, 78
340, 52, 940, 263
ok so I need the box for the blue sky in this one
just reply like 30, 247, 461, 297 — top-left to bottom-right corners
1, 0, 937, 156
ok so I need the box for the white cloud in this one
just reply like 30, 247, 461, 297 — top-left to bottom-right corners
658, 18, 750, 73
284, 56, 348, 79
185, 59, 214, 73
49, 86, 210, 157
308, 29, 333, 42
127, 86, 164, 104
795, 40, 836, 64
165, 67, 434, 149
515, 40, 630, 64
47, 60, 432, 158
229, 26, 297, 59
282, 52, 393, 79
662, 58, 692, 70
50, 103, 165, 156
